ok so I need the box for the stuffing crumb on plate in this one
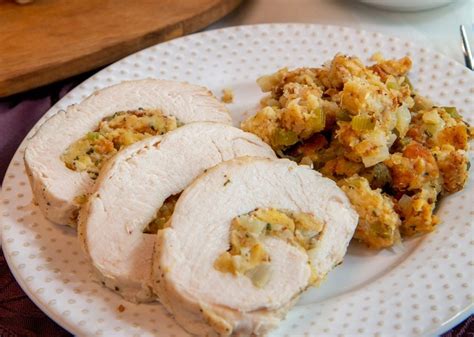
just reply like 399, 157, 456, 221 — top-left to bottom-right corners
221, 88, 234, 103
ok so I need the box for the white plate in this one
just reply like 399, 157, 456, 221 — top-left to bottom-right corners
1, 24, 473, 337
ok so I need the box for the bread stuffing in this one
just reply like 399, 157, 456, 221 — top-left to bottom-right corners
242, 54, 472, 249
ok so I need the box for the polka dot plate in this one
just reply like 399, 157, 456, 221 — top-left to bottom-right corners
1, 24, 473, 337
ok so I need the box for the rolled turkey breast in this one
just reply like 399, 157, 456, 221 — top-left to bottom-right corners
24, 79, 231, 226
78, 123, 275, 302
153, 157, 358, 336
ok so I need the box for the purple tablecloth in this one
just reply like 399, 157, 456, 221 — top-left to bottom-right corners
0, 75, 473, 336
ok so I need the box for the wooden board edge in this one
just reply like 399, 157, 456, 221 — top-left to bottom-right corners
0, 0, 242, 98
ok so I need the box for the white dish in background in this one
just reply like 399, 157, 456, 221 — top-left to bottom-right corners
1, 24, 473, 337
358, 0, 456, 12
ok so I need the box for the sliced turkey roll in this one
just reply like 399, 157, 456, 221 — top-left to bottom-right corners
78, 123, 275, 302
153, 157, 358, 336
24, 79, 231, 226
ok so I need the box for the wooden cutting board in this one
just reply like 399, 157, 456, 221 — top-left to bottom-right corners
0, 0, 242, 97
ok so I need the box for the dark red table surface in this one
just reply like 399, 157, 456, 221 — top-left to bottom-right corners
1, 72, 473, 337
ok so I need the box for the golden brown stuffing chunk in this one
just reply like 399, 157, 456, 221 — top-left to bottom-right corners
340, 176, 401, 249
433, 146, 470, 193
436, 125, 469, 150
369, 56, 412, 81
221, 88, 234, 103
397, 187, 439, 236
321, 157, 364, 180
385, 142, 440, 192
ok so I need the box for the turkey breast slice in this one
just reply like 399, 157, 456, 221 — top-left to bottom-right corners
78, 123, 275, 302
153, 157, 358, 336
24, 79, 231, 227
